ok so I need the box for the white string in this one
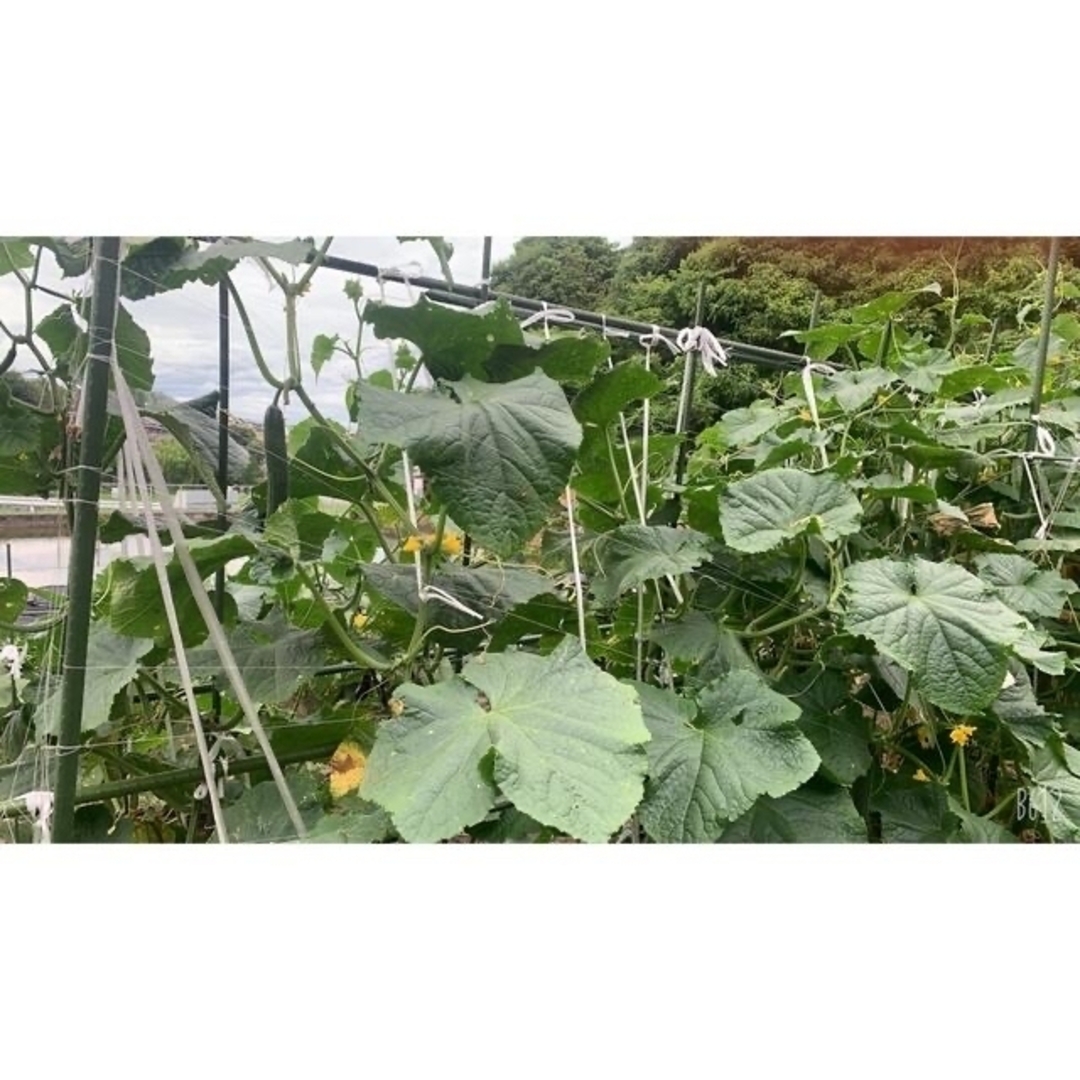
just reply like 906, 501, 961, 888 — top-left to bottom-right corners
401, 449, 425, 600
599, 313, 631, 340
564, 487, 589, 650
193, 733, 243, 801
379, 262, 424, 304
801, 359, 838, 468
115, 356, 230, 842
418, 585, 486, 622
22, 791, 53, 844
1030, 414, 1057, 458
110, 358, 308, 840
519, 302, 575, 337
1021, 453, 1050, 539
675, 326, 728, 376
638, 326, 681, 356
1, 643, 25, 681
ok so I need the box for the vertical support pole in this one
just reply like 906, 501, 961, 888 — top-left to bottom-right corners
212, 279, 230, 722
671, 281, 707, 501
462, 235, 493, 572
52, 236, 122, 843
1027, 237, 1061, 451
479, 237, 493, 301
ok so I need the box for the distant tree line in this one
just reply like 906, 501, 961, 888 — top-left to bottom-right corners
491, 236, 1077, 429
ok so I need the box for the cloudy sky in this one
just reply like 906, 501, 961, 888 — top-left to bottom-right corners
0, 236, 541, 426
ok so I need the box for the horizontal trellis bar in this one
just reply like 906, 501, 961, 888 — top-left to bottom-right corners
315, 251, 811, 372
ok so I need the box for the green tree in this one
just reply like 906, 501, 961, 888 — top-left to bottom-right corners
490, 237, 621, 310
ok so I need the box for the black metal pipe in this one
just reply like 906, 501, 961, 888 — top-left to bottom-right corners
480, 237, 493, 301
421, 289, 809, 372
209, 239, 811, 373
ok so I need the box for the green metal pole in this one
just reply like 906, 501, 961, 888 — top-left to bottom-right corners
1026, 237, 1061, 452
51, 237, 122, 843
670, 282, 707, 509
1, 740, 343, 822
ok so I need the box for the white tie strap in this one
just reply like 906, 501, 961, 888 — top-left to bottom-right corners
23, 790, 54, 844
801, 360, 839, 469
638, 326, 681, 356
676, 326, 729, 376
520, 302, 576, 340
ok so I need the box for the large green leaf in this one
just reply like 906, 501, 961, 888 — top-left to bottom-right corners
720, 468, 862, 553
37, 625, 155, 736
134, 390, 250, 488
34, 305, 85, 374
781, 322, 865, 361
991, 662, 1055, 750
362, 638, 649, 843
720, 786, 868, 842
974, 553, 1078, 618
114, 303, 155, 392
0, 380, 62, 495
572, 364, 665, 425
361, 562, 555, 632
862, 775, 960, 842
0, 578, 28, 625
948, 799, 1017, 843
364, 295, 524, 381
356, 372, 581, 557
177, 237, 314, 275
0, 239, 34, 277
646, 610, 723, 666
105, 533, 255, 645
360, 678, 496, 843
588, 525, 713, 604
1026, 744, 1080, 842
220, 773, 323, 843
0, 381, 45, 456
301, 801, 395, 843
363, 296, 607, 384
285, 422, 370, 505
818, 368, 897, 412
778, 666, 872, 785
714, 399, 795, 449
637, 672, 821, 843
177, 611, 326, 704
842, 558, 1031, 715
264, 499, 340, 563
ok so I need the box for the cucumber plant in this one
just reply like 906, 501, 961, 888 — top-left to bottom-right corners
3, 237, 1080, 844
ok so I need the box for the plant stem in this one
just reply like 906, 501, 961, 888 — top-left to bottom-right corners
1026, 238, 1061, 453
984, 788, 1017, 822
734, 604, 826, 640
957, 746, 971, 812
604, 428, 632, 520
296, 236, 334, 294
289, 382, 409, 523
223, 274, 284, 390
294, 563, 392, 670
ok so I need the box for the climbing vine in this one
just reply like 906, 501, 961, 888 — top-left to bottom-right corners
3, 236, 1080, 843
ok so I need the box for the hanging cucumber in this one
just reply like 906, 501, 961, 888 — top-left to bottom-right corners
264, 402, 289, 516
